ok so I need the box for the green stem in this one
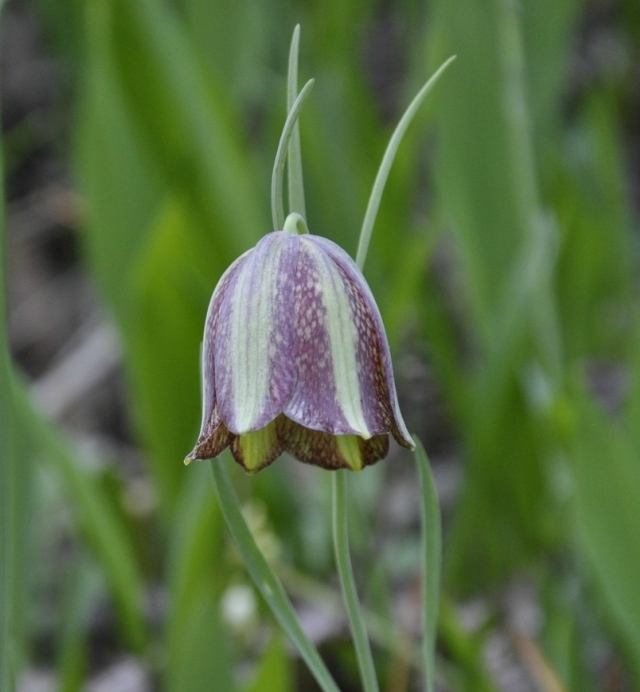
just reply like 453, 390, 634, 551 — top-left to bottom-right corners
209, 458, 341, 692
332, 472, 380, 692
330, 56, 454, 692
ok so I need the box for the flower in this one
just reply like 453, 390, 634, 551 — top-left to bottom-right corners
185, 228, 414, 473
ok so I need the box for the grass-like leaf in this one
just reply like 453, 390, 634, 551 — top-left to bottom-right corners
356, 56, 456, 271
210, 457, 341, 692
165, 464, 233, 692
12, 383, 148, 652
331, 61, 453, 692
271, 78, 315, 231
414, 438, 441, 692
573, 401, 640, 684
0, 74, 17, 691
287, 25, 306, 220
332, 472, 380, 692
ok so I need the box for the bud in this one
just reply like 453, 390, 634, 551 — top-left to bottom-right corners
186, 229, 414, 473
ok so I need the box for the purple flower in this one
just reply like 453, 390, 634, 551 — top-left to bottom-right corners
185, 230, 414, 473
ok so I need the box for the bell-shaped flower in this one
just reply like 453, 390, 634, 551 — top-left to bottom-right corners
186, 228, 414, 473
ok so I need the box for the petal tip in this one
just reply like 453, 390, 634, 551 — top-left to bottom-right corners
392, 421, 415, 451
230, 419, 283, 474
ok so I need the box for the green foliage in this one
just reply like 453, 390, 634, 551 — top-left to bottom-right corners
3, 0, 640, 688
165, 464, 232, 691
242, 633, 294, 692
572, 399, 640, 682
0, 43, 17, 689
416, 439, 441, 692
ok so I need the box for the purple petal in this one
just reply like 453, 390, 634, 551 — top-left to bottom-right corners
215, 232, 299, 434
185, 405, 234, 462
283, 235, 413, 448
278, 416, 389, 470
308, 236, 414, 450
282, 236, 362, 435
197, 250, 252, 449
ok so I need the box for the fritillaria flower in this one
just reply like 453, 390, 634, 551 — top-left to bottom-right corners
186, 225, 414, 473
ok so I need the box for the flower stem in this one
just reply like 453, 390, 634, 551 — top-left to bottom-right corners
332, 471, 380, 692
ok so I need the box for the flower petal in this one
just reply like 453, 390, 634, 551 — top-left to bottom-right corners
185, 405, 234, 463
230, 418, 283, 473
278, 416, 389, 471
308, 236, 414, 450
282, 235, 413, 448
283, 236, 370, 436
214, 232, 299, 434
198, 248, 253, 446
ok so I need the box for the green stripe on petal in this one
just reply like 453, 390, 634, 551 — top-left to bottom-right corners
309, 236, 414, 450
228, 244, 281, 428
215, 233, 297, 435
300, 239, 370, 438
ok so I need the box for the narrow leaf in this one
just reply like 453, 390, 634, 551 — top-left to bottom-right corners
242, 633, 294, 692
165, 465, 233, 692
210, 457, 341, 692
271, 79, 315, 231
0, 61, 17, 690
332, 471, 380, 692
12, 383, 147, 652
287, 25, 306, 219
414, 437, 442, 692
573, 403, 640, 684
356, 56, 456, 271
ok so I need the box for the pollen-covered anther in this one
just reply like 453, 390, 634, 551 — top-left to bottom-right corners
186, 228, 414, 473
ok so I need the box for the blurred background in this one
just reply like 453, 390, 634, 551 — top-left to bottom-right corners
1, 0, 640, 690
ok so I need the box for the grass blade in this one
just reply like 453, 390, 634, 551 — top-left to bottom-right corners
209, 457, 341, 692
0, 377, 16, 692
287, 25, 306, 220
414, 438, 442, 692
356, 56, 456, 271
56, 554, 99, 692
165, 464, 233, 692
12, 382, 147, 652
332, 472, 380, 692
0, 58, 17, 690
271, 79, 315, 231
573, 401, 640, 684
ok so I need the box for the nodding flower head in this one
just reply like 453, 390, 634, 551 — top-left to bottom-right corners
186, 224, 414, 474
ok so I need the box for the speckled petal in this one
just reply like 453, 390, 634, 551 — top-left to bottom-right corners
189, 252, 252, 462
283, 235, 413, 448
185, 404, 234, 462
283, 237, 367, 436
214, 232, 299, 435
308, 236, 414, 450
278, 416, 389, 471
